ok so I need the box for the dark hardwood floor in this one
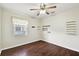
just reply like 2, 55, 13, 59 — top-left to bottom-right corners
1, 40, 79, 56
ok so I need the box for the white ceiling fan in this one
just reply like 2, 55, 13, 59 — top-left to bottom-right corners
30, 3, 56, 16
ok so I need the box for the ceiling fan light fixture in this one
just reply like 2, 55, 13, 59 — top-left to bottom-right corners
30, 3, 56, 16
40, 10, 46, 14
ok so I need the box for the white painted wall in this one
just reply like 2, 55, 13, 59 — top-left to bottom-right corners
42, 7, 79, 52
1, 8, 40, 49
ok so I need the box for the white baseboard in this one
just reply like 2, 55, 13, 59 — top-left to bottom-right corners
2, 39, 40, 51
43, 40, 79, 52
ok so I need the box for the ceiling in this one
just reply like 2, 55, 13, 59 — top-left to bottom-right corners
0, 3, 79, 19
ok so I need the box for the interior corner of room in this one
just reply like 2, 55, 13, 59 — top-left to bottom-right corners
0, 3, 79, 56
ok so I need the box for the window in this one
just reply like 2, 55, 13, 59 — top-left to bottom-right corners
12, 17, 28, 36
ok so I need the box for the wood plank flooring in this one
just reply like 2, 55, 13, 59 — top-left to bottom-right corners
1, 40, 79, 56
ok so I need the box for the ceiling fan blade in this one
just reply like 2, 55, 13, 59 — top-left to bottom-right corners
30, 9, 40, 11
47, 6, 56, 9
46, 11, 50, 15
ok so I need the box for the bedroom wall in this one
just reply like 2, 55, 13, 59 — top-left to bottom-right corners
42, 7, 79, 52
1, 8, 41, 49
